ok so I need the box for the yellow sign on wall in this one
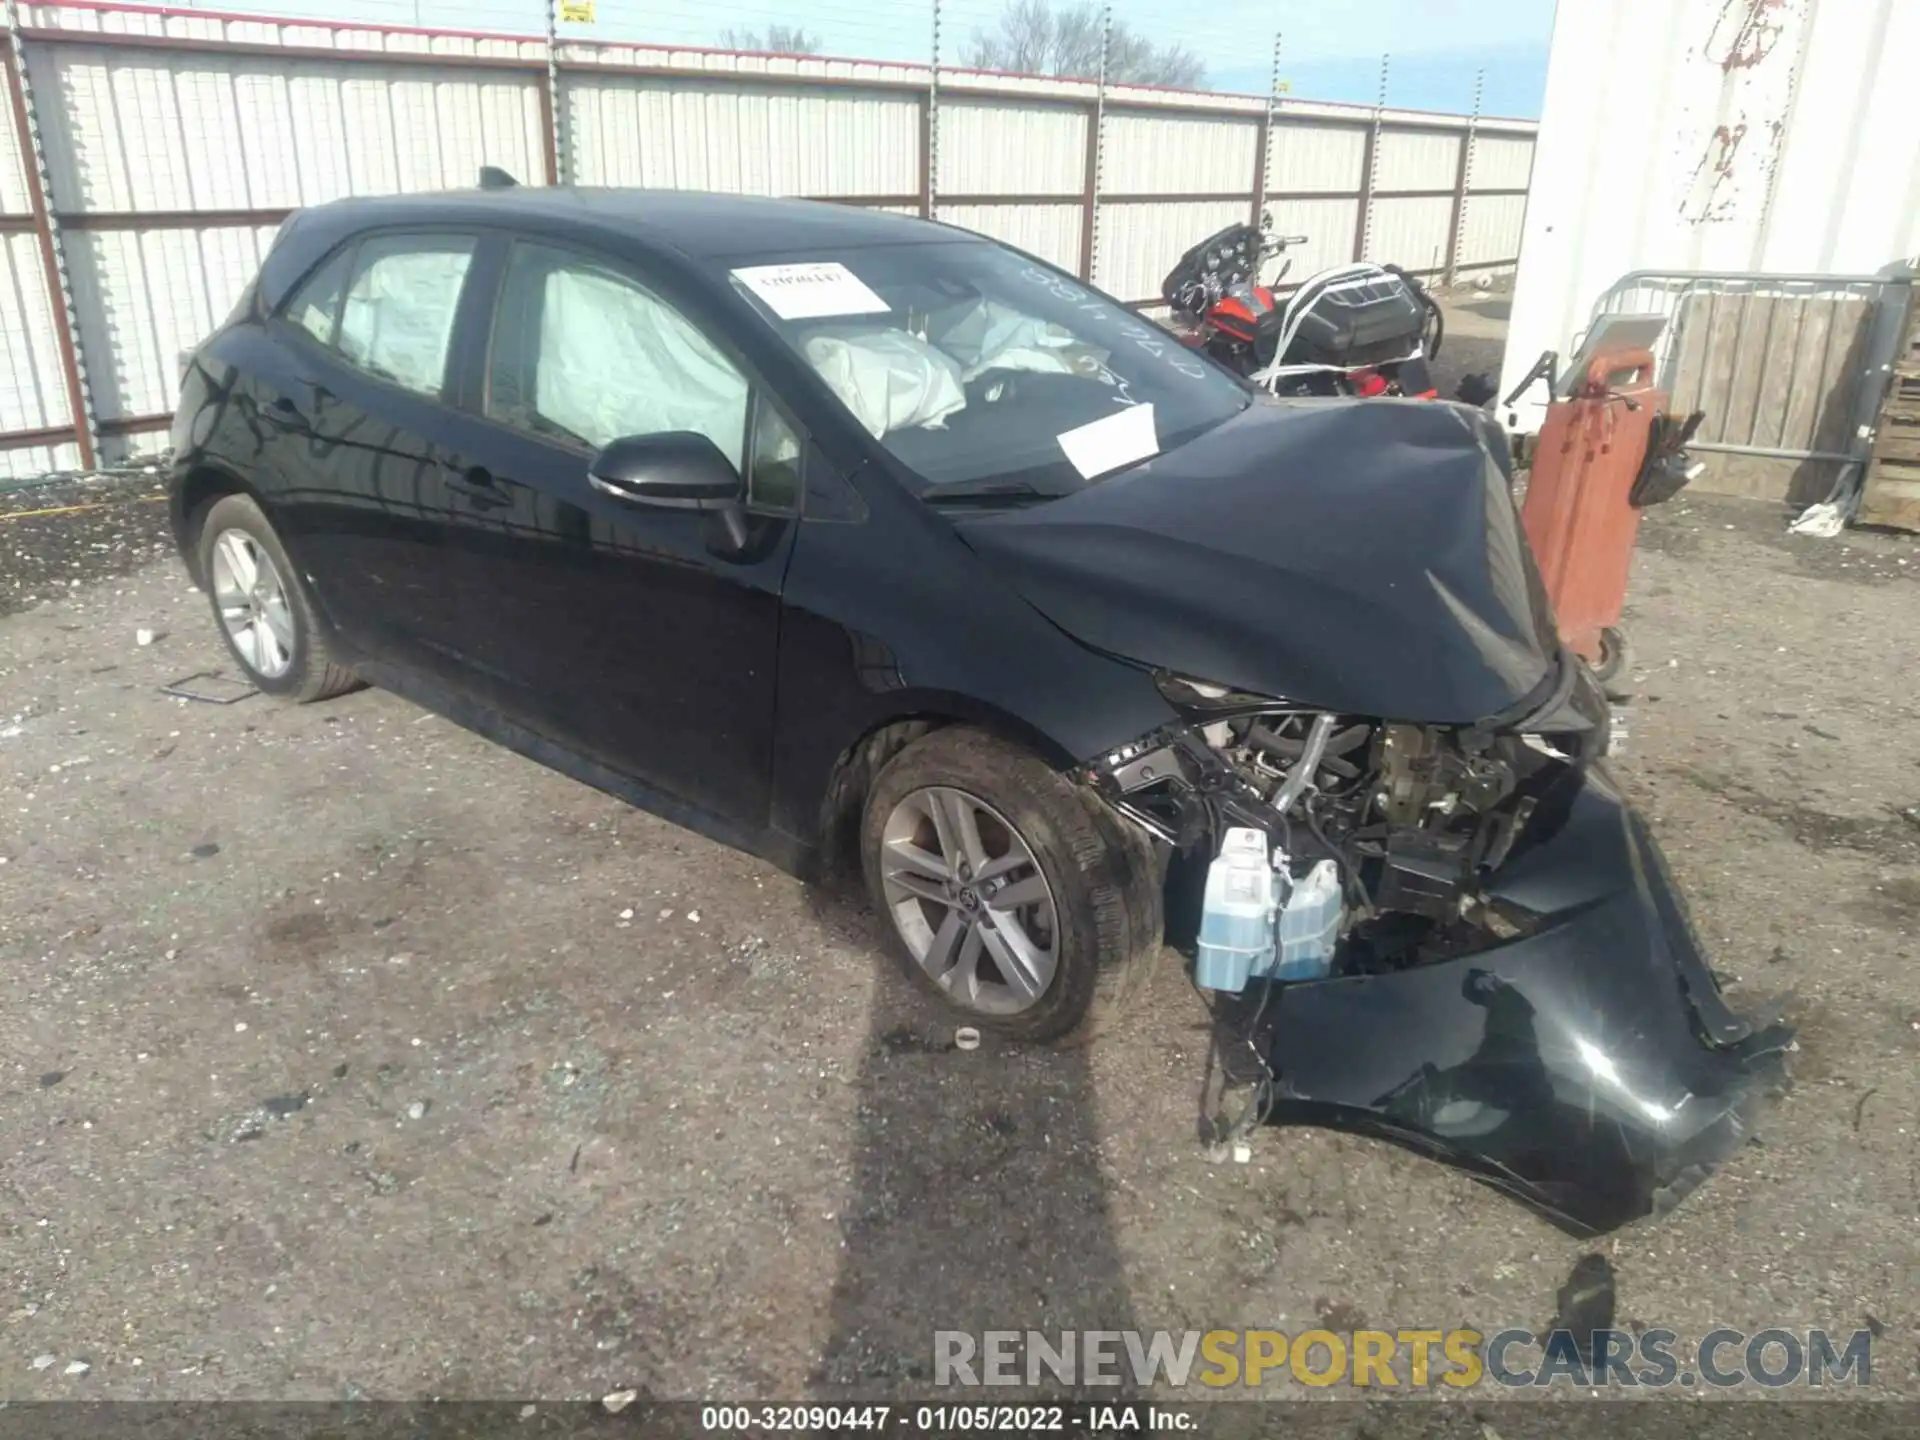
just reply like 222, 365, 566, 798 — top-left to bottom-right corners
558, 0, 595, 22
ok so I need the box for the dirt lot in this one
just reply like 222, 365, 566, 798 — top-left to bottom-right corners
2, 453, 1919, 1417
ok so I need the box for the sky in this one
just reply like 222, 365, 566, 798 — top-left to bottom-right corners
178, 0, 1558, 118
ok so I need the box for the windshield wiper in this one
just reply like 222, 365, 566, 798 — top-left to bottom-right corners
921, 479, 1055, 507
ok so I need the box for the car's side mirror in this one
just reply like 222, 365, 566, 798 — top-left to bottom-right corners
587, 431, 742, 511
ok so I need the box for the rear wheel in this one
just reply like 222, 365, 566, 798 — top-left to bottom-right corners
1593, 625, 1634, 702
195, 493, 360, 703
861, 727, 1162, 1043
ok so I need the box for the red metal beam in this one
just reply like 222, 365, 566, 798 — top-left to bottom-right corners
0, 423, 78, 452
59, 207, 294, 229
4, 41, 93, 469
20, 27, 545, 72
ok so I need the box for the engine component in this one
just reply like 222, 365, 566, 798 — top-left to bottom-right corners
1270, 712, 1336, 815
1375, 830, 1472, 919
1094, 687, 1578, 982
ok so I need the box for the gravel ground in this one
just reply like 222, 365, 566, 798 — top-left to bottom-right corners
2, 464, 1918, 1415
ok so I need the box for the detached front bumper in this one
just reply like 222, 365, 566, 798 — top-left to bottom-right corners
1264, 768, 1791, 1235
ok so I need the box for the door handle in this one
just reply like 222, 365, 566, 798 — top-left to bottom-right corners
263, 379, 330, 432
442, 461, 512, 511
264, 393, 311, 432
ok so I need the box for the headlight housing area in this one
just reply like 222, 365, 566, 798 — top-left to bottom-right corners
1152, 670, 1291, 715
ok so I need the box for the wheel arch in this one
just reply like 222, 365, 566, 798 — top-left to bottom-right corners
806, 694, 1081, 884
172, 462, 269, 589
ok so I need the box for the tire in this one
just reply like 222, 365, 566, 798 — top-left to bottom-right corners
860, 726, 1163, 1044
194, 493, 360, 703
1593, 625, 1634, 702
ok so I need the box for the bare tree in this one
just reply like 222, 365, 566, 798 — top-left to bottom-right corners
963, 0, 1205, 88
717, 25, 822, 55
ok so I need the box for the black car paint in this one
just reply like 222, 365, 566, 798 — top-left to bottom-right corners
171, 191, 1182, 864
1267, 768, 1791, 1236
956, 398, 1558, 724
171, 188, 1782, 1232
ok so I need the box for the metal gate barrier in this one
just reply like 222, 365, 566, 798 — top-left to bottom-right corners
1582, 268, 1914, 512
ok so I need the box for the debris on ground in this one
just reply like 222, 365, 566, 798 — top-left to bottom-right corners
1552, 1253, 1618, 1360
160, 670, 257, 704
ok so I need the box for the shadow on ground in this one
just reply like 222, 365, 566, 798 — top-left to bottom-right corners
805, 883, 1141, 1397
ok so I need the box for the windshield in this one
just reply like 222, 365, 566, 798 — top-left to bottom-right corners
723, 241, 1250, 499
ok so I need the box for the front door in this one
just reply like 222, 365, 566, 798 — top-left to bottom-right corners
433, 236, 802, 827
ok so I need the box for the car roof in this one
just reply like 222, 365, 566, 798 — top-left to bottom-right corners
293, 186, 953, 261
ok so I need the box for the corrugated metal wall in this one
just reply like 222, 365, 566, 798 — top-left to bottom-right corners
1501, 0, 1920, 435
0, 1, 1534, 475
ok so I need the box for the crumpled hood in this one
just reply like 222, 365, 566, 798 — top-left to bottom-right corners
955, 399, 1561, 724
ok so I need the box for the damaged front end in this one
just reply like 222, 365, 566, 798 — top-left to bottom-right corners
1086, 655, 1791, 1236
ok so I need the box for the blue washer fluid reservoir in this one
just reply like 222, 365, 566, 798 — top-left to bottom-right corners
1194, 827, 1278, 993
1270, 858, 1342, 981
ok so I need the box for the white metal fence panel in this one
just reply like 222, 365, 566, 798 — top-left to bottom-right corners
0, 231, 76, 475
1458, 192, 1527, 269
937, 203, 1082, 274
936, 102, 1084, 197
1373, 129, 1460, 193
1267, 123, 1367, 194
0, 83, 34, 216
1260, 196, 1360, 283
65, 224, 278, 424
33, 48, 545, 212
567, 78, 918, 198
1103, 113, 1258, 195
1365, 195, 1454, 269
1469, 134, 1534, 192
1096, 199, 1245, 303
0, 4, 1534, 473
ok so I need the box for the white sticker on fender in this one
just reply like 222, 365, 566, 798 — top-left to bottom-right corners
1056, 402, 1158, 480
730, 262, 890, 320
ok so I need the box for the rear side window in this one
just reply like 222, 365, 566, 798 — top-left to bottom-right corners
336, 235, 475, 397
286, 247, 352, 346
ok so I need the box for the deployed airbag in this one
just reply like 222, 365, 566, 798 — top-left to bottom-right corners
803, 327, 966, 438
536, 266, 750, 464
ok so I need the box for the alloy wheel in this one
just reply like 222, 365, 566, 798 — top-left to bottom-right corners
210, 528, 296, 679
879, 785, 1059, 1016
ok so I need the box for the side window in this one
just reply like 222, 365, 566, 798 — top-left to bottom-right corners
487, 241, 749, 467
335, 234, 475, 398
747, 395, 803, 512
286, 245, 354, 347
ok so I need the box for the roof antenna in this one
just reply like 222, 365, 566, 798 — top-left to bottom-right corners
477, 166, 519, 190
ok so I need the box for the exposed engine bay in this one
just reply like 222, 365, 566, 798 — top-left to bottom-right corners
1089, 670, 1604, 978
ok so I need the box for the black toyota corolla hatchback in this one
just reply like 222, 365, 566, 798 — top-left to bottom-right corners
170, 184, 1788, 1233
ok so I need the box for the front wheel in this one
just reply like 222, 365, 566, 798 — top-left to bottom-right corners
860, 727, 1162, 1043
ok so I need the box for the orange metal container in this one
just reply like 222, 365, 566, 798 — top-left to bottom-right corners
1519, 348, 1663, 665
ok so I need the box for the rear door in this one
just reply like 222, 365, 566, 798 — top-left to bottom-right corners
263, 229, 486, 687
428, 235, 802, 826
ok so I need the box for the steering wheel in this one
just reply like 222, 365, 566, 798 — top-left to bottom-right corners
967, 367, 1027, 405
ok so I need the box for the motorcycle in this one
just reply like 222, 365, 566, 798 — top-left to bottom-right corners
1161, 213, 1443, 398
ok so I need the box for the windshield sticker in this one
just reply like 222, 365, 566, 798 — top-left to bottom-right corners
1056, 402, 1158, 480
730, 262, 890, 321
